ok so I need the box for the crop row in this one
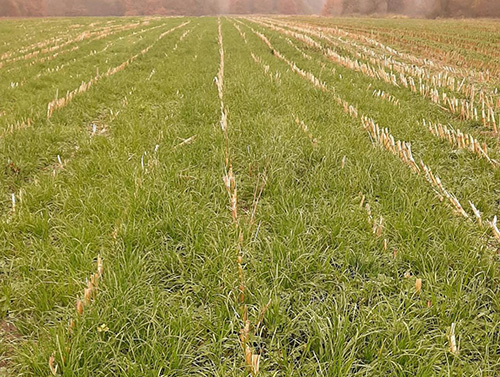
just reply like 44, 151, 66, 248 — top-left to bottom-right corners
46, 22, 190, 118
9, 21, 173, 90
255, 18, 499, 130
0, 20, 149, 69
240, 19, 499, 253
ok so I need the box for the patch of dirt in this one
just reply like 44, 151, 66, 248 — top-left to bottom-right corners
0, 319, 22, 371
5, 162, 21, 176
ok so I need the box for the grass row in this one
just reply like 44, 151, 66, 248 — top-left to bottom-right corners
242, 18, 500, 223
1, 16, 499, 376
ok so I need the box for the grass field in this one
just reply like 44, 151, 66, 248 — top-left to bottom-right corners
0, 15, 500, 376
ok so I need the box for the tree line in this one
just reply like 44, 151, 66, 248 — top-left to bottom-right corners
322, 0, 500, 18
0, 0, 498, 17
0, 0, 322, 16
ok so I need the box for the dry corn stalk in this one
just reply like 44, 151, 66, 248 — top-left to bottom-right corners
250, 52, 280, 84
223, 167, 238, 224
230, 20, 248, 43
469, 201, 482, 227
253, 29, 327, 92
11, 193, 16, 213
97, 255, 104, 276
220, 108, 228, 132
416, 160, 470, 218
373, 216, 384, 237
422, 119, 497, 167
49, 351, 58, 376
174, 135, 197, 149
295, 117, 318, 145
449, 323, 458, 354
365, 203, 372, 222
218, 20, 262, 374
216, 19, 225, 102
487, 216, 500, 243
359, 194, 365, 209
240, 311, 265, 376
415, 278, 422, 294
286, 37, 313, 60
373, 89, 400, 106
76, 299, 84, 316
256, 299, 271, 331
75, 255, 103, 317
361, 116, 420, 173
360, 194, 389, 242
251, 354, 261, 376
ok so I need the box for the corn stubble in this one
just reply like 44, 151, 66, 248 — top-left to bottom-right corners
218, 19, 269, 374
47, 256, 103, 375
2, 16, 500, 376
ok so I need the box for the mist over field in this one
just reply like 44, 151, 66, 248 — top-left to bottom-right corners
0, 0, 499, 17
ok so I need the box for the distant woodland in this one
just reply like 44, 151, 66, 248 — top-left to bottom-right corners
0, 0, 498, 18
322, 0, 500, 18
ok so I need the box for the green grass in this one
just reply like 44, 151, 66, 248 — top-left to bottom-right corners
1, 16, 500, 376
